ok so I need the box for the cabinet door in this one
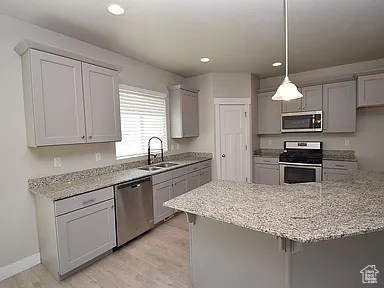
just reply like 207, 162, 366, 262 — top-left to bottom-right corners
357, 73, 384, 107
30, 50, 86, 146
257, 92, 281, 134
173, 175, 188, 198
282, 98, 302, 113
200, 167, 212, 186
323, 169, 349, 181
56, 199, 116, 275
188, 170, 201, 191
302, 85, 323, 111
153, 180, 174, 224
82, 63, 121, 143
253, 164, 279, 185
181, 90, 199, 137
323, 81, 356, 133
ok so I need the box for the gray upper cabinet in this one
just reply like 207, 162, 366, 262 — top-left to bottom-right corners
23, 50, 87, 146
281, 85, 322, 113
323, 81, 356, 133
301, 85, 323, 111
82, 63, 121, 143
16, 42, 122, 147
168, 85, 199, 138
357, 73, 384, 107
257, 92, 281, 134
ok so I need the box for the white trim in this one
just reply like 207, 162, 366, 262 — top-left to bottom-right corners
0, 253, 40, 281
214, 98, 251, 105
214, 100, 252, 183
119, 84, 166, 98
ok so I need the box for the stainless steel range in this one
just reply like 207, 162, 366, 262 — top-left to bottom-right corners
279, 141, 323, 184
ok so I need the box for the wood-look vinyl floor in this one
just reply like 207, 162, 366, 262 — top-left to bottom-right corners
0, 213, 191, 288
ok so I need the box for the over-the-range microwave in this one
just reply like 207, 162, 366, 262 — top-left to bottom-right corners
281, 111, 322, 133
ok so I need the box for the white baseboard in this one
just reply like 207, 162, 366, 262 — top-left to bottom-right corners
0, 253, 40, 281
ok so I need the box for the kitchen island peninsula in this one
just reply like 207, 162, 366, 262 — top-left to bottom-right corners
165, 171, 384, 288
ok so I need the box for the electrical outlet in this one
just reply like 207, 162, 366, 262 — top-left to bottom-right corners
345, 140, 350, 147
171, 145, 175, 151
95, 153, 101, 161
268, 140, 273, 146
54, 157, 62, 168
176, 144, 180, 150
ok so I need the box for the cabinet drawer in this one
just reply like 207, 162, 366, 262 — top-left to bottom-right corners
254, 157, 279, 165
152, 171, 173, 185
323, 160, 357, 170
188, 160, 211, 173
172, 166, 189, 178
54, 187, 114, 216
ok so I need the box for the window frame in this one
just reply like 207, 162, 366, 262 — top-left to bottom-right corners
116, 84, 168, 160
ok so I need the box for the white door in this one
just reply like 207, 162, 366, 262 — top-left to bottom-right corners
219, 105, 247, 182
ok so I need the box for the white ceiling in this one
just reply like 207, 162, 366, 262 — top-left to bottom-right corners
0, 0, 383, 78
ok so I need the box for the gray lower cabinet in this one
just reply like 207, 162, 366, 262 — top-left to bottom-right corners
254, 164, 280, 185
323, 81, 356, 133
323, 160, 358, 181
33, 187, 116, 280
257, 92, 281, 134
357, 73, 384, 107
56, 199, 116, 275
253, 157, 280, 185
153, 161, 212, 224
173, 175, 188, 198
153, 180, 174, 224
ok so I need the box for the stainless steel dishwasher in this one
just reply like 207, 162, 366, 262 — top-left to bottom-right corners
114, 177, 154, 247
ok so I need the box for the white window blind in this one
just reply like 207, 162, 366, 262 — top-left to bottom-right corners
116, 85, 168, 159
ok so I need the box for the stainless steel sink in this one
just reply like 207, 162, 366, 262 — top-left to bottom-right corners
138, 166, 163, 172
153, 162, 179, 168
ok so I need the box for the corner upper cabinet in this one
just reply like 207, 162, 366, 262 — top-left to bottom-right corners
257, 92, 281, 134
168, 85, 199, 138
82, 63, 121, 143
323, 80, 356, 133
357, 73, 384, 107
15, 41, 122, 147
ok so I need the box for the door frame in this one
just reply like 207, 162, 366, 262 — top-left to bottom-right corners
214, 98, 252, 183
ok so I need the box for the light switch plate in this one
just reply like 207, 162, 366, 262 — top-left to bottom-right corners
54, 157, 62, 168
95, 153, 101, 161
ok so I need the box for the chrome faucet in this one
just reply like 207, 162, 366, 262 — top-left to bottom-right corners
147, 137, 164, 165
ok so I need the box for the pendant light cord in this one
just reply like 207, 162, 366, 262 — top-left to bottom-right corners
285, 0, 288, 78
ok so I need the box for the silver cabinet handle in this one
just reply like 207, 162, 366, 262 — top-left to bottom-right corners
82, 198, 96, 206
81, 135, 85, 139
222, 154, 226, 158
111, 204, 115, 208
89, 135, 93, 138
334, 164, 345, 168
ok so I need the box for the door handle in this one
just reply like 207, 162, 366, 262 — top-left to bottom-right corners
222, 154, 226, 158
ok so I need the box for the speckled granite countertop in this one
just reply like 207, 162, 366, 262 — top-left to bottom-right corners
29, 153, 212, 201
165, 170, 384, 243
254, 149, 357, 162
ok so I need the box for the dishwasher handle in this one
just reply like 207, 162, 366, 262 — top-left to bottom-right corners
116, 177, 151, 190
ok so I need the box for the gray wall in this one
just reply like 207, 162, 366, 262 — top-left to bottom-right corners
0, 14, 188, 269
259, 60, 384, 171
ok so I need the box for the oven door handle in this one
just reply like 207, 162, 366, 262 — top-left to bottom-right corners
279, 162, 322, 167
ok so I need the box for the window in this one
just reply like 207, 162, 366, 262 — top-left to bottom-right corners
116, 85, 168, 159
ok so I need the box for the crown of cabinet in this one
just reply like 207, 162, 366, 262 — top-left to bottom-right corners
16, 41, 122, 147
168, 85, 199, 139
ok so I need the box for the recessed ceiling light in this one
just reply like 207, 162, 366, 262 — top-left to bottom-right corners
272, 62, 282, 67
107, 4, 125, 15
200, 57, 211, 63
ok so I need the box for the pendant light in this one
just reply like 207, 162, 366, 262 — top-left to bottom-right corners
271, 0, 303, 101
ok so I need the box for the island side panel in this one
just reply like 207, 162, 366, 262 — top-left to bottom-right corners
291, 231, 384, 288
190, 216, 287, 288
